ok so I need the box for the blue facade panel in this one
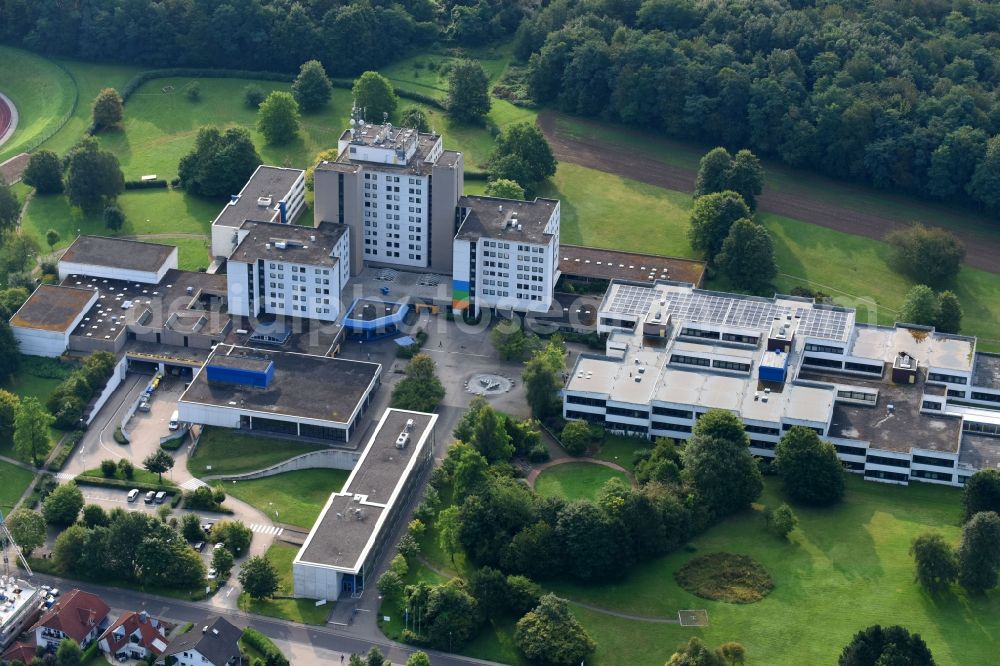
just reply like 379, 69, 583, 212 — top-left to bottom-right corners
759, 350, 789, 383
206, 362, 274, 388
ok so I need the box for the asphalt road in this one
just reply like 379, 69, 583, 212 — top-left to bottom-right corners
27, 571, 500, 666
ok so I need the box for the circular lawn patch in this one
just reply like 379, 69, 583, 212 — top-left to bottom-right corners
675, 552, 774, 604
534, 462, 628, 501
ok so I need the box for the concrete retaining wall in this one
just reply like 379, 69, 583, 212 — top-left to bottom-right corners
205, 448, 361, 482
86, 356, 129, 426
160, 427, 189, 446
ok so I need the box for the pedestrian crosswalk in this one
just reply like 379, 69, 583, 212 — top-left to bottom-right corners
249, 523, 284, 536
180, 478, 208, 491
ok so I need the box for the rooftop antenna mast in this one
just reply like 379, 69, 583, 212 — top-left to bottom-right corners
350, 102, 365, 141
0, 510, 32, 577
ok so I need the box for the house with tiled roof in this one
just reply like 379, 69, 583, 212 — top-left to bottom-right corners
1, 641, 37, 664
98, 611, 168, 662
156, 616, 242, 666
31, 589, 110, 651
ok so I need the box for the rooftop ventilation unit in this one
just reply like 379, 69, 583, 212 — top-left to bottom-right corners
274, 241, 287, 250
257, 196, 272, 207
395, 431, 409, 449
405, 418, 415, 432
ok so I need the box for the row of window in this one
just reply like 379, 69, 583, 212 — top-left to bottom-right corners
912, 454, 954, 468
804, 343, 844, 354
963, 421, 1000, 437
928, 372, 968, 385
606, 406, 649, 419
838, 390, 877, 402
970, 391, 1000, 403
671, 354, 710, 367
844, 361, 883, 374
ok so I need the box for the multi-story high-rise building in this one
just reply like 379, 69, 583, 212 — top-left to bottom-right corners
313, 109, 463, 276
226, 220, 350, 322
451, 195, 561, 316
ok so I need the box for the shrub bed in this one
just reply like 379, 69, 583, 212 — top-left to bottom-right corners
75, 475, 177, 494
675, 552, 774, 604
47, 431, 84, 472
124, 179, 168, 190
241, 628, 289, 666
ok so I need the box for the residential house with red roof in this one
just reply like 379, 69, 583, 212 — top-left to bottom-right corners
98, 611, 169, 662
30, 589, 110, 651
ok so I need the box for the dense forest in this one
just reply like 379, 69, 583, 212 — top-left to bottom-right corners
0, 0, 523, 76
516, 0, 1000, 214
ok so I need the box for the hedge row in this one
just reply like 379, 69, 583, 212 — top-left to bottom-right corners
330, 77, 447, 111
75, 475, 177, 494
124, 179, 168, 190
47, 431, 85, 472
241, 628, 290, 666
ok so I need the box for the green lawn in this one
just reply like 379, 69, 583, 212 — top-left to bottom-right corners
534, 462, 628, 502
0, 46, 76, 161
552, 113, 1000, 241
188, 427, 327, 477
0, 460, 34, 512
592, 435, 647, 472
0, 364, 66, 459
239, 543, 330, 624
225, 468, 348, 529
534, 476, 996, 665
544, 162, 694, 257
379, 45, 513, 102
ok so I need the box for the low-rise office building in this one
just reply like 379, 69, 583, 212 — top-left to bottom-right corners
293, 408, 437, 601
564, 280, 1000, 487
178, 344, 380, 442
452, 195, 561, 316
210, 165, 305, 259
9, 284, 100, 357
58, 235, 177, 284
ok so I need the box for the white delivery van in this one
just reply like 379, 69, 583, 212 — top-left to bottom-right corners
168, 410, 180, 431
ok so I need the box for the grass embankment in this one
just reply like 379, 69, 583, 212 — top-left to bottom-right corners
0, 46, 75, 161
225, 468, 349, 529
0, 461, 35, 512
534, 462, 628, 502
79, 466, 175, 487
238, 543, 330, 624
187, 427, 326, 477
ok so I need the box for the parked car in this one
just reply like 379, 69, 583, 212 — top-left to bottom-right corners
127, 489, 139, 503
144, 491, 155, 504
154, 491, 166, 504
137, 399, 150, 413
192, 541, 205, 552
213, 543, 225, 551
201, 523, 214, 533
168, 410, 179, 431
207, 568, 218, 580
49, 588, 59, 597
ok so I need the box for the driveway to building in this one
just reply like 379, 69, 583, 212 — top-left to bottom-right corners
58, 372, 279, 612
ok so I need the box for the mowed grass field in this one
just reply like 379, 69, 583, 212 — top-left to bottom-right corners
187, 427, 326, 477
225, 468, 349, 529
534, 462, 628, 502
0, 47, 76, 161
0, 460, 34, 512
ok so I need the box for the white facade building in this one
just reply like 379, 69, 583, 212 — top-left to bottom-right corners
210, 165, 305, 259
58, 235, 177, 284
9, 284, 99, 357
564, 280, 1000, 488
225, 220, 349, 322
452, 196, 561, 316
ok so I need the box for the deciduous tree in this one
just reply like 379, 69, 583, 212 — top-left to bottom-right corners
143, 449, 175, 483
899, 285, 940, 327
935, 291, 963, 334
399, 107, 430, 132
14, 396, 53, 466
716, 218, 777, 292
665, 637, 725, 666
5, 508, 45, 556
838, 625, 935, 666
488, 123, 556, 197
767, 503, 798, 540
684, 410, 762, 520
292, 60, 333, 113
688, 191, 751, 263
239, 554, 279, 599
447, 59, 491, 123
910, 532, 958, 593
212, 545, 235, 579
484, 178, 525, 200
23, 150, 64, 194
42, 482, 84, 526
352, 71, 397, 122
391, 353, 445, 412
0, 389, 19, 450
514, 594, 595, 666
178, 126, 261, 198
92, 88, 123, 131
65, 138, 124, 211
963, 469, 1000, 521
774, 426, 845, 506
0, 181, 17, 237
886, 225, 965, 288
522, 338, 565, 418
957, 511, 1000, 594
559, 420, 594, 456
256, 91, 300, 144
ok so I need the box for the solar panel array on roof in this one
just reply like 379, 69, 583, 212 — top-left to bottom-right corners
797, 307, 852, 340
605, 284, 657, 316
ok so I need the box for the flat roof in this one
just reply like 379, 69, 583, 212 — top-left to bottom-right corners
181, 344, 379, 424
213, 165, 303, 229
229, 220, 346, 266
61, 235, 175, 273
959, 434, 1000, 469
10, 284, 97, 332
973, 353, 1000, 389
559, 245, 705, 286
65, 269, 230, 342
298, 409, 436, 571
0, 578, 38, 637
456, 196, 557, 244
849, 325, 976, 373
227, 315, 344, 357
325, 126, 445, 176
345, 299, 403, 322
820, 372, 963, 454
